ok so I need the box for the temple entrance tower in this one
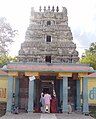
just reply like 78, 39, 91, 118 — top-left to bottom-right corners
18, 6, 79, 63
5, 6, 91, 114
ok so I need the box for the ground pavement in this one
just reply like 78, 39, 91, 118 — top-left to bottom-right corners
0, 112, 94, 119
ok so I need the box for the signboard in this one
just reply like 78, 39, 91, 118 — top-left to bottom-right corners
29, 76, 35, 81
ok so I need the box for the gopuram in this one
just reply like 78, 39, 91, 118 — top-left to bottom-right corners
18, 6, 79, 63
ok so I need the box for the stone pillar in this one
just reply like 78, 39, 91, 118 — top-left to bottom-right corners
63, 77, 68, 112
82, 77, 89, 114
60, 80, 63, 102
76, 79, 81, 110
6, 76, 14, 112
15, 78, 19, 107
28, 76, 35, 112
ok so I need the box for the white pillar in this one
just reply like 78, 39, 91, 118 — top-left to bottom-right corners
82, 77, 89, 114
63, 77, 68, 112
28, 76, 35, 112
6, 76, 14, 112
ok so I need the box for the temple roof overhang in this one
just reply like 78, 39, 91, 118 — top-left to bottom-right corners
85, 72, 96, 78
0, 69, 8, 76
2, 62, 94, 73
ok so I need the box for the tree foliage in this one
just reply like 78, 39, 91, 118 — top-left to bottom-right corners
80, 42, 96, 69
0, 17, 17, 66
0, 55, 17, 67
89, 42, 96, 54
0, 17, 17, 55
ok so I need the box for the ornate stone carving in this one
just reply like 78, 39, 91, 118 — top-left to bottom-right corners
18, 7, 79, 63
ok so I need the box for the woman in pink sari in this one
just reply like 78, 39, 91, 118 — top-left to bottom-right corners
44, 92, 51, 113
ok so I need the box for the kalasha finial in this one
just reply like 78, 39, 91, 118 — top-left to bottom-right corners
52, 6, 55, 12
48, 6, 50, 11
39, 6, 42, 12
56, 6, 59, 12
44, 6, 46, 12
62, 7, 67, 15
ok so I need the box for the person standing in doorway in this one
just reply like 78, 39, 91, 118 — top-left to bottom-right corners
40, 92, 45, 113
44, 91, 51, 113
50, 95, 58, 113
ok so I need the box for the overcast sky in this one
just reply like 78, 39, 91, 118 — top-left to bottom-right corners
0, 0, 96, 57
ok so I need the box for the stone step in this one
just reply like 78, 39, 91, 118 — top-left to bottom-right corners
40, 114, 57, 119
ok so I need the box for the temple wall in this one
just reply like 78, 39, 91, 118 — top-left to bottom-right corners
88, 78, 96, 105
0, 77, 7, 102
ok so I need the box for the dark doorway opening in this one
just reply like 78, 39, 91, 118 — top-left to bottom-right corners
34, 74, 61, 113
46, 35, 51, 42
47, 21, 51, 25
41, 80, 53, 96
45, 55, 51, 63
43, 87, 50, 94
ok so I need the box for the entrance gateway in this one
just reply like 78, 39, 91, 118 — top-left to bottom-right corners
6, 62, 93, 114
15, 6, 79, 112
19, 72, 77, 112
34, 73, 77, 112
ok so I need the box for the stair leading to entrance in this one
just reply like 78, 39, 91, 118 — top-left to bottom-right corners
40, 114, 57, 119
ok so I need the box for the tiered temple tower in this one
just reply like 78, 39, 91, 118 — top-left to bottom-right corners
18, 6, 79, 63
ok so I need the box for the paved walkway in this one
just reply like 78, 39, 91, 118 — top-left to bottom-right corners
40, 114, 57, 119
0, 113, 94, 119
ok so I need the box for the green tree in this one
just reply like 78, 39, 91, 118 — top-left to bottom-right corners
80, 42, 96, 69
0, 55, 17, 67
0, 17, 17, 55
0, 17, 17, 66
89, 42, 96, 54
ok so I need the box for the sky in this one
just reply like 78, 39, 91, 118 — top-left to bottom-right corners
0, 0, 96, 57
